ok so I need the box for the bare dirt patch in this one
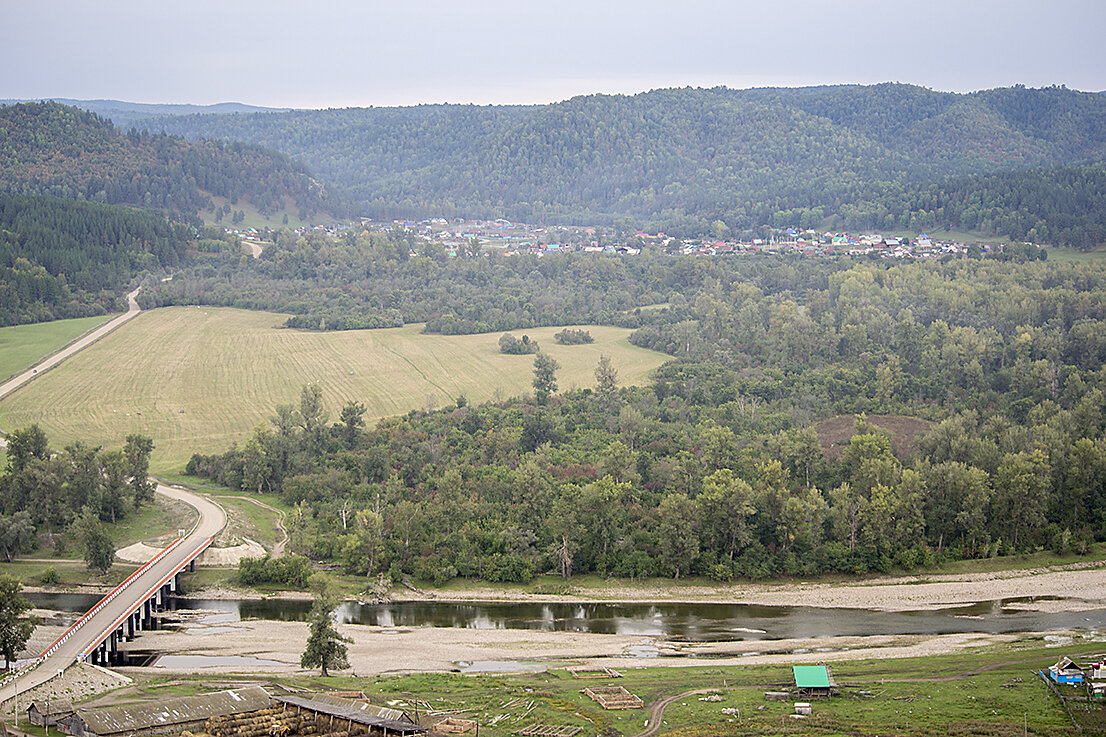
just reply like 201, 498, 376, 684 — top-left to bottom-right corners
815, 414, 933, 460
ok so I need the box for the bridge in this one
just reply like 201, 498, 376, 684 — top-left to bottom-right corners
0, 485, 226, 705
0, 287, 229, 706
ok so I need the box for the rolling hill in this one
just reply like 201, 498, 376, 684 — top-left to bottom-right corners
0, 101, 339, 221
133, 84, 1106, 242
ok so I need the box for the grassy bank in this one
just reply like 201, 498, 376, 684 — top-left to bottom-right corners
39, 639, 1103, 736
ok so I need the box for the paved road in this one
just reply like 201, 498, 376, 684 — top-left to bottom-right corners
0, 484, 226, 706
0, 289, 229, 705
0, 287, 143, 403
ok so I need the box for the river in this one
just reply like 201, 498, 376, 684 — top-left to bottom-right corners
28, 593, 1106, 642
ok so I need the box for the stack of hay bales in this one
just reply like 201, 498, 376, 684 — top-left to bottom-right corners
202, 708, 311, 737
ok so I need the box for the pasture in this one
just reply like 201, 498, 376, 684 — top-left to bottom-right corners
0, 307, 667, 473
0, 314, 113, 382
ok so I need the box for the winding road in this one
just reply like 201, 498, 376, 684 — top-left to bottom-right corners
0, 290, 229, 706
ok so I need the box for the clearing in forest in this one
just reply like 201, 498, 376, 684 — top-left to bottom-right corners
815, 414, 933, 460
0, 306, 667, 473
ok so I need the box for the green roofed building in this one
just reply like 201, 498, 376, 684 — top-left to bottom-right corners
793, 664, 836, 697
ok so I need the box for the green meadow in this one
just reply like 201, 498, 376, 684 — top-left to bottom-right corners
0, 307, 667, 474
0, 314, 114, 382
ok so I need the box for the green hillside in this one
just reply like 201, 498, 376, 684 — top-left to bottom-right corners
138, 84, 1106, 243
0, 101, 339, 222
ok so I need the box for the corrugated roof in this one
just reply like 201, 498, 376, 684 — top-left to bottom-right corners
274, 694, 427, 733
31, 699, 74, 714
76, 686, 270, 735
793, 665, 832, 688
305, 694, 408, 722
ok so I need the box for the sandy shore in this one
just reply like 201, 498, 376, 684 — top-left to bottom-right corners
378, 560, 1106, 613
17, 561, 1106, 682
98, 617, 1062, 677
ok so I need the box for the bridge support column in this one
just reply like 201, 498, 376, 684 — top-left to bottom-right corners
190, 558, 196, 572
174, 571, 182, 593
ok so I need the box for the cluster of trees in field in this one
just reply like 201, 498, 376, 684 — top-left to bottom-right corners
0, 102, 339, 222
140, 85, 1106, 246
0, 191, 191, 325
184, 255, 1106, 585
0, 426, 156, 572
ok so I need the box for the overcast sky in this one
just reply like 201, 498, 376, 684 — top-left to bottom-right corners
3, 0, 1105, 108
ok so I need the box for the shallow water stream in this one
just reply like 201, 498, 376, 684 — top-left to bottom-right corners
29, 593, 1106, 642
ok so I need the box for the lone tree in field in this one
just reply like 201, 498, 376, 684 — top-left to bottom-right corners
301, 592, 351, 676
532, 352, 560, 405
0, 573, 38, 671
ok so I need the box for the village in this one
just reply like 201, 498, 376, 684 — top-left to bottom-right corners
232, 218, 1032, 263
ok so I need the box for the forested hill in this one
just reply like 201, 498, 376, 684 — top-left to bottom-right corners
0, 98, 295, 130
0, 191, 190, 325
0, 102, 338, 222
136, 84, 1106, 237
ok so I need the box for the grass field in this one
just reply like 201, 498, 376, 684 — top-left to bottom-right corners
71, 640, 1090, 736
0, 315, 114, 382
1046, 245, 1106, 263
0, 307, 667, 474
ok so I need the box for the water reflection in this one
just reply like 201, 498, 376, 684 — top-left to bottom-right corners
28, 593, 1105, 643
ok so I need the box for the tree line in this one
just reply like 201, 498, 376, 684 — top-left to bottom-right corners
0, 191, 191, 325
0, 101, 342, 224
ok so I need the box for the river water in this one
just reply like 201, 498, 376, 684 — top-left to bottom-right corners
28, 593, 1106, 642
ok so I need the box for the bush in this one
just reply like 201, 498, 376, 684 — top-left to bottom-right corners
238, 554, 313, 588
498, 333, 539, 354
554, 328, 594, 345
40, 566, 61, 585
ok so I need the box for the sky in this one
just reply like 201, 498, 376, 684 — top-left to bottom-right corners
3, 0, 1105, 108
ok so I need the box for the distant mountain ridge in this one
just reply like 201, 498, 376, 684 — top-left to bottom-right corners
0, 101, 337, 221
0, 98, 294, 129
129, 84, 1106, 240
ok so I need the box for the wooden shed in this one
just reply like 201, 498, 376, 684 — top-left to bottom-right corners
57, 686, 271, 737
29, 699, 75, 727
273, 694, 427, 736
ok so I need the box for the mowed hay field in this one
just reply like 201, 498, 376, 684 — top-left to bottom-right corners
0, 307, 667, 473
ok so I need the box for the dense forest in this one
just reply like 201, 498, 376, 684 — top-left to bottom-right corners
181, 256, 1106, 584
142, 226, 688, 332
0, 191, 190, 325
0, 102, 339, 222
138, 84, 1106, 246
